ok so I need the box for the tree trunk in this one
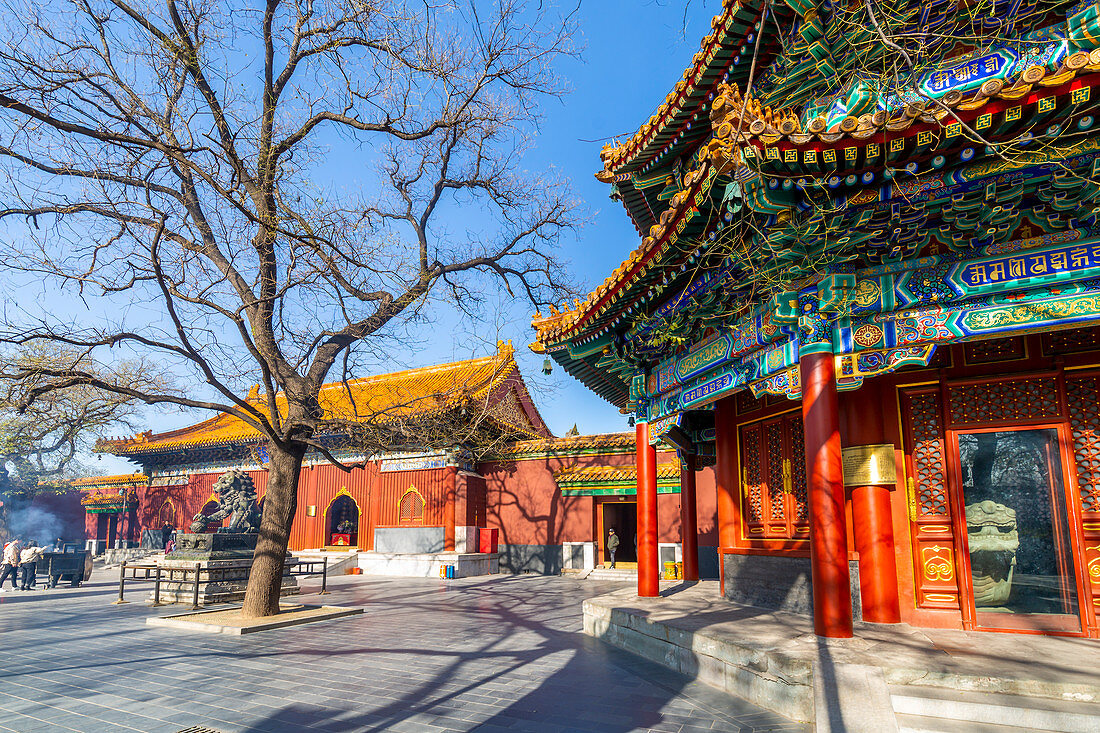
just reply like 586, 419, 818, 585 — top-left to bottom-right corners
242, 442, 307, 618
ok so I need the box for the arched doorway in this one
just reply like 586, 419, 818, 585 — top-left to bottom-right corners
326, 493, 360, 548
198, 499, 220, 532
159, 499, 176, 527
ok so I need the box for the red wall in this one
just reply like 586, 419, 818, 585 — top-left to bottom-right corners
130, 461, 458, 552
480, 449, 718, 548
116, 446, 718, 555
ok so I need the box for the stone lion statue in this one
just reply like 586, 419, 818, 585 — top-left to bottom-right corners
189, 469, 262, 534
965, 499, 1019, 606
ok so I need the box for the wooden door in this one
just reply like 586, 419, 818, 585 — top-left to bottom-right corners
740, 413, 808, 542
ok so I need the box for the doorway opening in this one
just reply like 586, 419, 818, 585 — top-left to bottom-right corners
951, 426, 1084, 633
601, 500, 637, 568
326, 494, 360, 548
198, 500, 221, 532
95, 513, 118, 550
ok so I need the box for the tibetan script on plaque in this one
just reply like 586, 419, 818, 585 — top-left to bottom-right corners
841, 444, 897, 487
957, 241, 1100, 289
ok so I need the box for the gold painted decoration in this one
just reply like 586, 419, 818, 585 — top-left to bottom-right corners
922, 545, 955, 582
841, 444, 898, 486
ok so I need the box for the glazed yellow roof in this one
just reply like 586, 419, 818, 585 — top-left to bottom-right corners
493, 431, 637, 457
532, 152, 714, 345
554, 462, 681, 486
101, 342, 546, 455
69, 474, 149, 491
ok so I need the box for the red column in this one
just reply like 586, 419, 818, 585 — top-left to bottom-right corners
851, 484, 900, 622
444, 465, 457, 552
680, 453, 699, 581
636, 421, 659, 597
800, 351, 853, 638
842, 382, 901, 624
714, 396, 740, 550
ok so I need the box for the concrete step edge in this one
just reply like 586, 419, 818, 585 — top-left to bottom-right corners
887, 685, 1100, 714
884, 668, 1100, 704
895, 711, 1064, 733
890, 693, 1100, 733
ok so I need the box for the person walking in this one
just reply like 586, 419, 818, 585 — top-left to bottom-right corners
607, 528, 620, 569
19, 541, 44, 590
1, 538, 22, 591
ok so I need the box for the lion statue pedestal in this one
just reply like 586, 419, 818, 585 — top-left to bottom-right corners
155, 470, 299, 605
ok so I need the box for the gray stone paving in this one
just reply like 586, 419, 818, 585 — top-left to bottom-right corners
0, 568, 808, 733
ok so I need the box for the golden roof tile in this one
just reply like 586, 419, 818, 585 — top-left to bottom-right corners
101, 342, 545, 455
553, 462, 681, 486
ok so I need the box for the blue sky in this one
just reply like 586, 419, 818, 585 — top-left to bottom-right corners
493, 0, 713, 436
88, 1, 716, 473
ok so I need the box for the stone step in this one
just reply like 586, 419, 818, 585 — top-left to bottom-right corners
889, 685, 1100, 733
291, 551, 359, 575
586, 569, 637, 581
896, 712, 1049, 733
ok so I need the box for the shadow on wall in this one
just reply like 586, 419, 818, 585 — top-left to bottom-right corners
722, 553, 862, 620
497, 542, 563, 575
484, 457, 568, 575
484, 453, 720, 577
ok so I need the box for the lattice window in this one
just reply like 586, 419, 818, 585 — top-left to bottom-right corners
765, 422, 786, 521
736, 390, 760, 415
963, 337, 1024, 364
742, 425, 763, 523
1067, 377, 1100, 515
1045, 328, 1099, 355
789, 418, 807, 522
910, 392, 949, 517
946, 377, 1060, 425
398, 487, 425, 524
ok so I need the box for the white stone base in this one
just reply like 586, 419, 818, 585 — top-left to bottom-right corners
356, 551, 498, 578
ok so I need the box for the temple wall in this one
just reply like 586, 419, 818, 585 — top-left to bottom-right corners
290, 462, 375, 550
99, 440, 719, 575
480, 450, 719, 575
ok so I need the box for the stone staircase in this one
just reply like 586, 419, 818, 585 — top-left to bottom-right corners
890, 685, 1100, 733
586, 567, 638, 581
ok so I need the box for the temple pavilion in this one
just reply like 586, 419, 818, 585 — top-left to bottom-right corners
533, 0, 1100, 637
81, 344, 712, 576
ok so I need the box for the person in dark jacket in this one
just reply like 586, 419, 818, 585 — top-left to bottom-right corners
607, 528, 620, 569
20, 541, 44, 590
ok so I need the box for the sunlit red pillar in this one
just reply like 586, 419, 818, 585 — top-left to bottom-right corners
851, 484, 900, 622
714, 396, 740, 550
444, 465, 457, 552
800, 351, 853, 638
636, 421, 659, 597
844, 382, 901, 624
680, 453, 699, 581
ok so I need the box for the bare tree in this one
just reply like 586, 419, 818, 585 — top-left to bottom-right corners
0, 0, 580, 616
0, 343, 147, 540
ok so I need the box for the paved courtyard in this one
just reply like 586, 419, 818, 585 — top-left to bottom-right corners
0, 569, 807, 733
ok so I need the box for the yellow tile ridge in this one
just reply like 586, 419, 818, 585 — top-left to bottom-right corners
99, 341, 532, 455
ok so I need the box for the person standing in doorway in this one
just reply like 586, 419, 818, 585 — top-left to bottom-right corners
607, 528, 620, 569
